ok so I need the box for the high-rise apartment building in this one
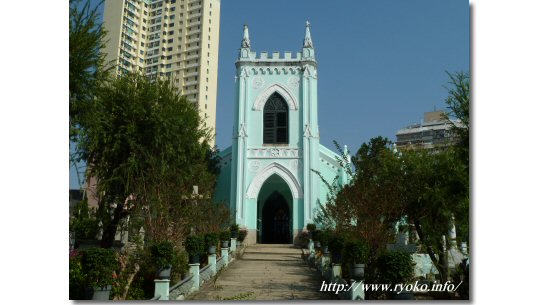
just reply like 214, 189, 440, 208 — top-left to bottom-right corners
103, 0, 220, 144
395, 111, 463, 151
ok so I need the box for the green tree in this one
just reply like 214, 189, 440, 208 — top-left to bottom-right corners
315, 72, 470, 294
401, 148, 468, 282
316, 139, 468, 287
69, 0, 111, 140
442, 71, 470, 168
73, 73, 219, 248
315, 138, 407, 265
69, 0, 113, 188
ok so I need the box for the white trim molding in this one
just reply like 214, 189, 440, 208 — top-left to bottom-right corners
252, 83, 298, 111
246, 162, 303, 199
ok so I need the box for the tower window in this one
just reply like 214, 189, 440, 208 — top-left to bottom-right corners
263, 93, 288, 144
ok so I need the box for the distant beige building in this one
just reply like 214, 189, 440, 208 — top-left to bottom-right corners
396, 111, 463, 151
103, 0, 220, 144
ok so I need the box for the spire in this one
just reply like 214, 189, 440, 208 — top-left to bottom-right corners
303, 21, 313, 48
241, 24, 251, 48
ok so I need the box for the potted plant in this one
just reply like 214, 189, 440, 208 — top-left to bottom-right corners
204, 232, 219, 255
230, 224, 240, 238
306, 223, 316, 239
312, 229, 322, 248
185, 235, 204, 264
319, 230, 330, 254
328, 234, 345, 264
150, 241, 176, 279
377, 250, 415, 300
220, 229, 231, 248
237, 229, 248, 246
344, 239, 369, 280
80, 247, 118, 300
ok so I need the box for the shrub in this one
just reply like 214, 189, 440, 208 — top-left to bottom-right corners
150, 241, 175, 268
298, 230, 310, 248
185, 235, 205, 256
237, 229, 248, 242
376, 251, 415, 285
306, 223, 317, 232
328, 234, 345, 254
69, 250, 86, 299
204, 232, 219, 248
318, 230, 330, 247
230, 224, 239, 238
81, 247, 118, 288
344, 239, 369, 264
220, 229, 231, 241
230, 224, 239, 233
312, 229, 321, 242
71, 218, 99, 240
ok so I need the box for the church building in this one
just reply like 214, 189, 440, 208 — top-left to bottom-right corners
214, 22, 348, 245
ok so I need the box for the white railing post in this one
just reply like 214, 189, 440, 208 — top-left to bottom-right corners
221, 247, 229, 266
208, 253, 217, 275
230, 238, 237, 253
309, 239, 315, 259
350, 280, 365, 300
189, 263, 200, 292
154, 279, 170, 300
332, 263, 342, 282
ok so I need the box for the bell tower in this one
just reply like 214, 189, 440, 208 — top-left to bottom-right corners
213, 22, 347, 244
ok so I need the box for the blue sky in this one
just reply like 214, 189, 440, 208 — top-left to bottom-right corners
70, 0, 469, 189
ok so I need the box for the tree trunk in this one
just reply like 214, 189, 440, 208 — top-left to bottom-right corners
414, 219, 447, 282
120, 263, 140, 300
100, 204, 127, 248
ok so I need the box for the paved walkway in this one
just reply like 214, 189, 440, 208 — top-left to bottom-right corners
189, 244, 334, 301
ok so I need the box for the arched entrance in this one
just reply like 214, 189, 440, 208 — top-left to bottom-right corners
257, 174, 293, 244
262, 191, 290, 243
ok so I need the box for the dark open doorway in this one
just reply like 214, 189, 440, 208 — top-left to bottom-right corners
261, 191, 291, 244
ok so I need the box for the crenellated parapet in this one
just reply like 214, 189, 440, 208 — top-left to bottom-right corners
237, 22, 317, 66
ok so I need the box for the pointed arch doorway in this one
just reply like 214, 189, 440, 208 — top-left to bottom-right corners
257, 174, 293, 244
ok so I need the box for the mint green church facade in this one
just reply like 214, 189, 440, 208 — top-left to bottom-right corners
214, 23, 349, 245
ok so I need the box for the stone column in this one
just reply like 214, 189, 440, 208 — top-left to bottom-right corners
350, 280, 365, 300
154, 279, 170, 300
189, 263, 200, 292
230, 238, 237, 253
208, 254, 217, 275
222, 247, 229, 266
332, 263, 342, 282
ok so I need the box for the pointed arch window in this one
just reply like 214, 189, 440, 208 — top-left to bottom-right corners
263, 93, 288, 144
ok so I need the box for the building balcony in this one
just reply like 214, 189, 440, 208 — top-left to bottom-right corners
184, 88, 198, 96
185, 45, 201, 53
188, 19, 201, 27
186, 27, 202, 35
184, 79, 199, 87
185, 53, 199, 61
186, 38, 200, 46
184, 70, 199, 78
188, 12, 202, 20
184, 62, 200, 69
188, 3, 202, 13
125, 6, 140, 18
